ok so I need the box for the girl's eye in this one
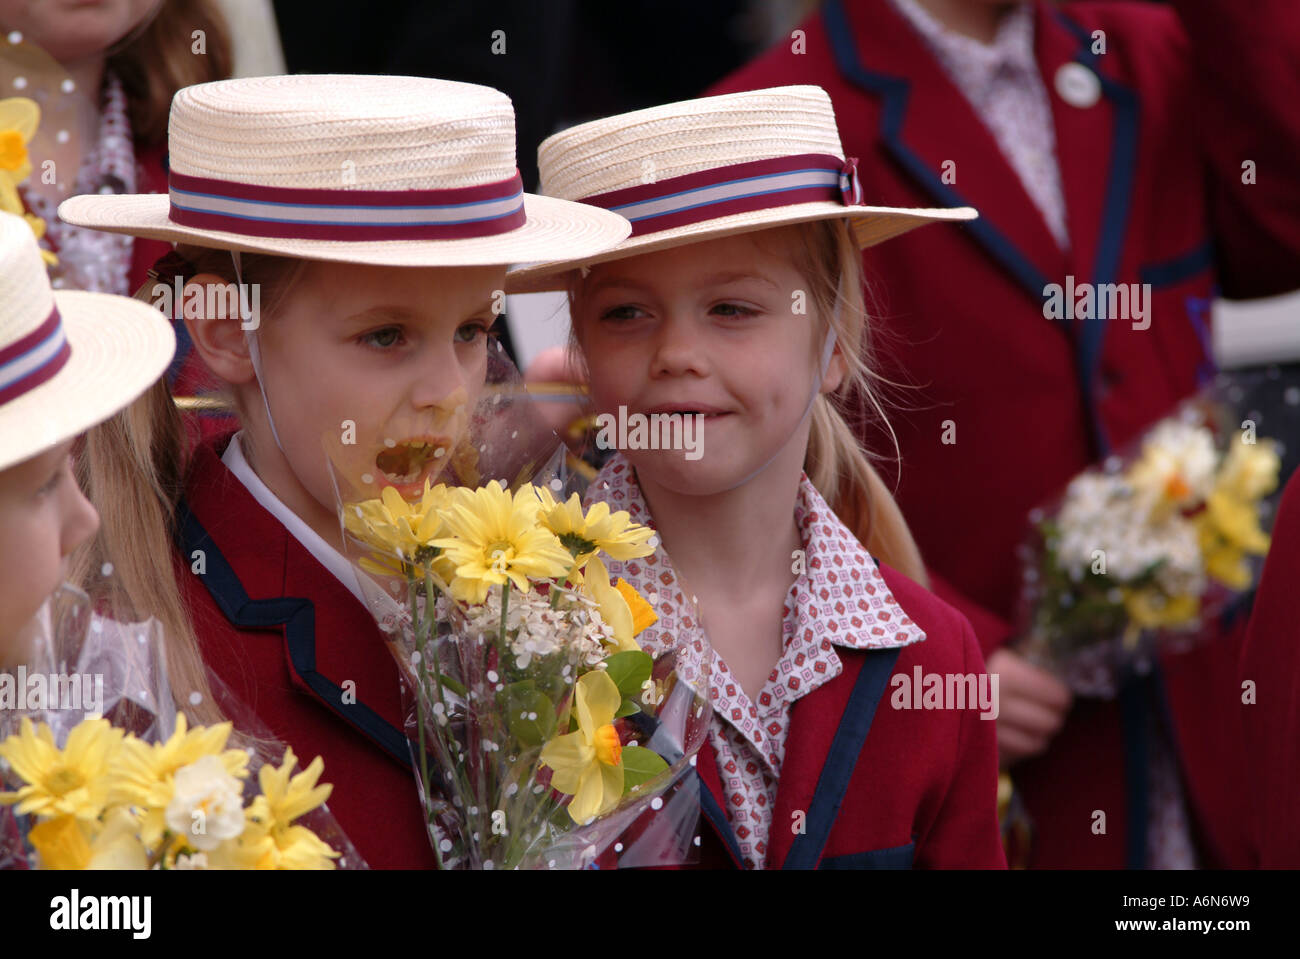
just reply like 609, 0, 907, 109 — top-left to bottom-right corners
37, 457, 69, 496
599, 305, 645, 323
360, 327, 404, 350
455, 320, 494, 344
710, 302, 758, 318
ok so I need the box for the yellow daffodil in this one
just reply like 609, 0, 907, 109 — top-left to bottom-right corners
615, 578, 658, 636
210, 748, 338, 870
111, 714, 249, 850
0, 717, 124, 821
536, 487, 656, 572
539, 670, 625, 822
1194, 436, 1278, 589
431, 481, 574, 604
28, 809, 147, 870
0, 97, 54, 265
345, 480, 455, 579
581, 556, 650, 653
1121, 587, 1200, 635
1217, 436, 1280, 503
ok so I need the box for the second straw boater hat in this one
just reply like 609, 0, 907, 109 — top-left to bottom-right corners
508, 85, 977, 292
58, 74, 630, 266
0, 211, 174, 472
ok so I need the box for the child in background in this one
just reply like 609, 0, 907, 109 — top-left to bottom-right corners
59, 74, 628, 868
0, 210, 173, 664
513, 86, 1003, 868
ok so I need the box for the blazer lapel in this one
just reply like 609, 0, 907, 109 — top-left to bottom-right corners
695, 745, 746, 868
1040, 2, 1141, 457
771, 646, 903, 869
824, 0, 1068, 303
180, 444, 413, 768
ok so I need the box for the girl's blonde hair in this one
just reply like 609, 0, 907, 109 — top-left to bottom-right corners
71, 247, 305, 726
109, 0, 233, 148
569, 219, 929, 585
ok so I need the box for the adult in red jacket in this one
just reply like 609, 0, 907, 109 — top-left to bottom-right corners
710, 0, 1300, 867
1239, 470, 1300, 868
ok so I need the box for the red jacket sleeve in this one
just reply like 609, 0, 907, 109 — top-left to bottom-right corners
915, 613, 1007, 868
1169, 0, 1300, 297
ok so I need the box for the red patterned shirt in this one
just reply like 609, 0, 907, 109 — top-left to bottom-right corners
586, 454, 927, 868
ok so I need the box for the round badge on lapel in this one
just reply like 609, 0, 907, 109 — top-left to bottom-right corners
1055, 62, 1101, 108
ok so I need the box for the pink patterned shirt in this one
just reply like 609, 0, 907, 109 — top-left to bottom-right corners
888, 0, 1070, 250
586, 454, 926, 868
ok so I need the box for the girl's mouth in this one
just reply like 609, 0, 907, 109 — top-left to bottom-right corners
375, 439, 448, 487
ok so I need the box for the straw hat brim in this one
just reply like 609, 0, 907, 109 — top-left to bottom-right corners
0, 291, 175, 472
58, 192, 631, 268
504, 201, 978, 293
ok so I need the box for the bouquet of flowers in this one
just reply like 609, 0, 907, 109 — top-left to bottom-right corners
341, 477, 712, 869
0, 586, 359, 870
1014, 398, 1281, 696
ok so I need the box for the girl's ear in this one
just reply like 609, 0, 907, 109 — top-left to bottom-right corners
819, 335, 847, 395
182, 272, 255, 385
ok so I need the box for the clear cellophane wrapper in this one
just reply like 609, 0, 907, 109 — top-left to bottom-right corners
330, 341, 713, 868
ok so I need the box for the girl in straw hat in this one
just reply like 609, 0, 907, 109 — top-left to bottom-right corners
513, 85, 1004, 868
0, 209, 173, 664
59, 73, 629, 868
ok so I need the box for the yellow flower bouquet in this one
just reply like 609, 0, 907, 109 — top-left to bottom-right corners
0, 588, 357, 869
1014, 395, 1282, 696
340, 476, 712, 869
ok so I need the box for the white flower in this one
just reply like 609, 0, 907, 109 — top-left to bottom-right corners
1129, 421, 1217, 509
164, 754, 246, 851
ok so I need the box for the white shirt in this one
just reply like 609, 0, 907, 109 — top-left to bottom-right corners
220, 431, 369, 607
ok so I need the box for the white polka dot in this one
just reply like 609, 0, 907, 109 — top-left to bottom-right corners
6, 31, 20, 44
188, 691, 202, 706
60, 78, 74, 93
12, 76, 26, 89
614, 843, 624, 853
55, 129, 70, 144
549, 478, 562, 491
434, 447, 445, 458
650, 797, 663, 810
439, 839, 452, 852
100, 562, 114, 577
361, 473, 374, 484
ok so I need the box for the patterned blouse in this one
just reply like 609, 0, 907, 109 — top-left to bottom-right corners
586, 454, 926, 868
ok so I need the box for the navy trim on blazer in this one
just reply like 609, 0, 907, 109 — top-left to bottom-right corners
1140, 240, 1215, 289
819, 839, 915, 869
784, 647, 903, 869
821, 0, 1051, 306
1049, 7, 1141, 459
177, 501, 414, 768
1117, 671, 1153, 869
698, 771, 746, 867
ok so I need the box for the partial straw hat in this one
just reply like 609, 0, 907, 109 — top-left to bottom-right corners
0, 212, 175, 472
507, 85, 977, 292
58, 74, 630, 267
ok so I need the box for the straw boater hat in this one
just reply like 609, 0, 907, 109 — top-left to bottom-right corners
508, 85, 977, 292
0, 212, 174, 472
57, 74, 630, 266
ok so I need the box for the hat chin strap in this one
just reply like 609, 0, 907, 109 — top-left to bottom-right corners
704, 277, 842, 494
232, 251, 287, 455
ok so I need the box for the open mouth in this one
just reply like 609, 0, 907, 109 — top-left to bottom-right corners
375, 439, 449, 487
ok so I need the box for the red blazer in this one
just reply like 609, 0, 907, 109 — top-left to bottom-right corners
710, 0, 1300, 867
177, 432, 437, 869
1239, 470, 1300, 868
650, 565, 1004, 870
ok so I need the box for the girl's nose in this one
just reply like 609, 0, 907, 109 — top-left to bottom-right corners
409, 341, 473, 418
650, 313, 707, 378
61, 479, 100, 559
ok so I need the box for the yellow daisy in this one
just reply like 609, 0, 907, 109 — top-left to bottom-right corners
0, 717, 124, 822
344, 480, 453, 579
431, 481, 574, 604
536, 488, 656, 568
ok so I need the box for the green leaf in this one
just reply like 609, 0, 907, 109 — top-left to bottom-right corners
614, 698, 640, 719
603, 650, 653, 699
620, 746, 669, 792
496, 681, 556, 747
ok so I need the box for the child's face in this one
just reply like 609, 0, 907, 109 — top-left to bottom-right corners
572, 228, 841, 497
246, 260, 505, 519
0, 0, 159, 63
0, 440, 98, 660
